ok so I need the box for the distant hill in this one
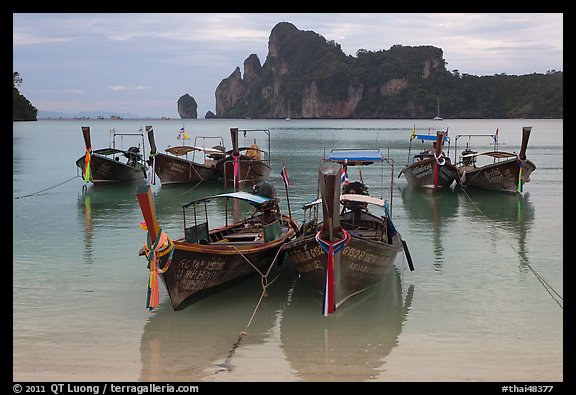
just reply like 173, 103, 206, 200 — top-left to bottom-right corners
37, 110, 149, 119
215, 22, 563, 119
13, 72, 37, 121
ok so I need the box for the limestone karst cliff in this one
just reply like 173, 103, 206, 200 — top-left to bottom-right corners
178, 94, 198, 119
214, 22, 563, 119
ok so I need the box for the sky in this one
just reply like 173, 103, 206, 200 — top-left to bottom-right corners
13, 13, 563, 119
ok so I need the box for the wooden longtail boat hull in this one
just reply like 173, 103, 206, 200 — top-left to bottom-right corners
284, 229, 403, 309
400, 158, 459, 189
215, 156, 271, 185
75, 153, 147, 185
283, 149, 410, 315
154, 237, 289, 311
141, 211, 296, 311
151, 153, 219, 185
458, 158, 536, 193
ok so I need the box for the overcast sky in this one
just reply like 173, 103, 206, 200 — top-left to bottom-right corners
13, 13, 563, 118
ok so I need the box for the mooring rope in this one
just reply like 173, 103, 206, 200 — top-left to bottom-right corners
14, 175, 80, 199
217, 244, 287, 373
169, 180, 203, 197
461, 188, 563, 310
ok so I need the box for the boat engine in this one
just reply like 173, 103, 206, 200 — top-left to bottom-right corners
253, 180, 276, 199
253, 180, 279, 211
125, 146, 142, 165
342, 181, 368, 214
461, 148, 477, 166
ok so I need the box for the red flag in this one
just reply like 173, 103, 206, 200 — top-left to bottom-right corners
341, 166, 349, 187
280, 166, 290, 187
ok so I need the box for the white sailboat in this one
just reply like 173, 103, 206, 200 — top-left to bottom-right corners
433, 98, 443, 121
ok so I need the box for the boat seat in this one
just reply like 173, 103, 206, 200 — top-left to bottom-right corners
215, 239, 265, 245
225, 233, 261, 241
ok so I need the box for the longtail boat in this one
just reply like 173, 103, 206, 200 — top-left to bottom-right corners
75, 126, 149, 186
282, 149, 413, 315
146, 126, 225, 185
454, 126, 536, 193
136, 183, 298, 311
215, 128, 272, 187
398, 129, 459, 190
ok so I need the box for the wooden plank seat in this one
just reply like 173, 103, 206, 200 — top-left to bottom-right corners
224, 233, 261, 240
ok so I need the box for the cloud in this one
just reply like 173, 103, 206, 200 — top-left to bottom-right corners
13, 13, 563, 117
110, 85, 151, 91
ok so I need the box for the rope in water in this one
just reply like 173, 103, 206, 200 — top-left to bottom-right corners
14, 175, 80, 199
216, 244, 287, 373
461, 188, 563, 310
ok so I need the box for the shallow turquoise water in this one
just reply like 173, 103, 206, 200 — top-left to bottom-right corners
13, 118, 563, 381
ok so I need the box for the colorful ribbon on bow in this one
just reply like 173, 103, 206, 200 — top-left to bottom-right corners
145, 228, 174, 310
83, 147, 92, 183
517, 159, 525, 193
315, 227, 351, 316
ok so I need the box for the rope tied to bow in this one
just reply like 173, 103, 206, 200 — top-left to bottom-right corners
434, 151, 446, 166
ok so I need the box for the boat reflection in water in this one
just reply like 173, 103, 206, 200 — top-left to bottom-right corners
458, 188, 535, 267
400, 186, 459, 270
77, 183, 143, 265
139, 264, 296, 381
280, 266, 413, 381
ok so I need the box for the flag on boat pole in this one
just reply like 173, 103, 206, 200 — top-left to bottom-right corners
280, 165, 291, 188
341, 160, 349, 188
493, 128, 499, 144
177, 127, 188, 140
410, 125, 416, 140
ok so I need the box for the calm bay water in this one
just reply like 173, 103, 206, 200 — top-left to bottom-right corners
13, 118, 563, 382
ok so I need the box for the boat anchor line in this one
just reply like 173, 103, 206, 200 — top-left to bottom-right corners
14, 174, 81, 199
461, 189, 563, 310
215, 245, 287, 373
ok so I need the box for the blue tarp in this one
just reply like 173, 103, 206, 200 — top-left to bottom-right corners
327, 149, 383, 164
413, 134, 449, 142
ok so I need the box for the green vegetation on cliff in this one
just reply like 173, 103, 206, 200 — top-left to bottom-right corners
215, 22, 563, 119
13, 72, 37, 121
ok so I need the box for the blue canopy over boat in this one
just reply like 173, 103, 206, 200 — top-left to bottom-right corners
184, 191, 272, 208
412, 134, 449, 142
327, 149, 383, 165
